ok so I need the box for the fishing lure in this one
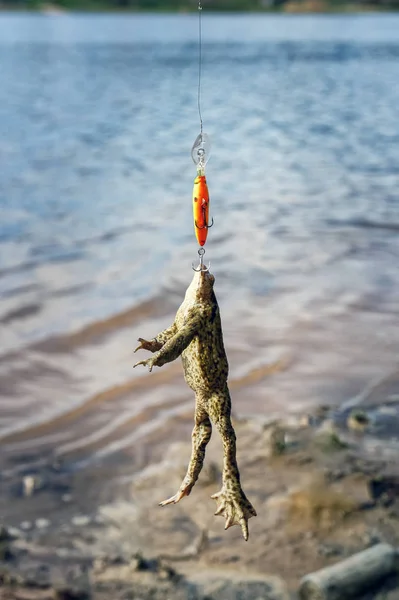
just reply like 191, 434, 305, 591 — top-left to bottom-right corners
192, 134, 213, 247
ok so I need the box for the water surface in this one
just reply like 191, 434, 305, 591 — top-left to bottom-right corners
1, 13, 399, 478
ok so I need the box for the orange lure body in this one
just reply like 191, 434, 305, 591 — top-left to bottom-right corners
192, 174, 210, 247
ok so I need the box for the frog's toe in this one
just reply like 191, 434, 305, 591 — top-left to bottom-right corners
134, 338, 148, 353
159, 485, 192, 507
211, 491, 226, 515
211, 489, 256, 541
133, 358, 154, 372
134, 338, 161, 354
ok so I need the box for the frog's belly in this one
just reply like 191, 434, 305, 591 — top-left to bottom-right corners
181, 340, 228, 393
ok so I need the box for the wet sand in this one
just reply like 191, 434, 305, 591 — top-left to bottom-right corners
1, 407, 399, 599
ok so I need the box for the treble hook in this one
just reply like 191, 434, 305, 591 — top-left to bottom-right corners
195, 213, 214, 230
192, 247, 211, 272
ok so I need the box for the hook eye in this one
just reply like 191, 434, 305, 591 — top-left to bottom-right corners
192, 247, 210, 272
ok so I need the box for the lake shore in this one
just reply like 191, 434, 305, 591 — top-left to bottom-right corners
1, 401, 399, 599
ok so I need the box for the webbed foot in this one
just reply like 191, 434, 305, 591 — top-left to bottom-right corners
133, 356, 157, 372
134, 338, 162, 354
211, 488, 257, 541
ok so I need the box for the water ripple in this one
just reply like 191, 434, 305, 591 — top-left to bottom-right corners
1, 13, 399, 479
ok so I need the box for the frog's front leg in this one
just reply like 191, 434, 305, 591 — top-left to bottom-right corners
134, 316, 201, 372
160, 400, 212, 506
208, 388, 257, 541
134, 323, 177, 354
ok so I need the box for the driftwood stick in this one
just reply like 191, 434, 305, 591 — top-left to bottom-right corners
299, 543, 398, 600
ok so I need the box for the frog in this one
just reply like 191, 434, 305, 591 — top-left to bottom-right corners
133, 267, 256, 540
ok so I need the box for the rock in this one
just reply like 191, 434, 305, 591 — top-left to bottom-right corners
22, 475, 35, 497
347, 409, 370, 433
62, 494, 73, 503
94, 554, 127, 570
7, 526, 23, 539
314, 405, 331, 421
60, 525, 72, 535
0, 563, 51, 588
57, 548, 73, 558
72, 515, 91, 527
285, 452, 314, 467
53, 566, 91, 600
314, 426, 349, 452
53, 586, 91, 600
262, 423, 286, 457
23, 474, 42, 497
363, 528, 381, 547
299, 415, 314, 428
157, 564, 180, 582
20, 520, 33, 530
286, 478, 358, 530
0, 525, 14, 542
0, 543, 13, 561
368, 474, 399, 506
92, 557, 107, 573
0, 525, 14, 561
131, 551, 148, 571
0, 565, 8, 584
131, 553, 164, 574
325, 468, 346, 482
388, 503, 399, 519
299, 543, 398, 600
36, 518, 51, 529
200, 576, 289, 600
318, 543, 344, 558
300, 407, 331, 429
25, 564, 51, 588
93, 514, 105, 525
0, 564, 17, 585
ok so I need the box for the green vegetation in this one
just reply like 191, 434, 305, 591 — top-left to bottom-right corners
1, 0, 268, 9
1, 0, 398, 12
314, 429, 349, 453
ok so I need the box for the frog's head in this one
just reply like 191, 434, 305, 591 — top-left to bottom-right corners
190, 268, 215, 301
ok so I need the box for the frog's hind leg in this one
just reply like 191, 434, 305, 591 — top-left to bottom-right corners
207, 387, 256, 541
160, 399, 212, 506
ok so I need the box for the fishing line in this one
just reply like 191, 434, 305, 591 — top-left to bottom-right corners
197, 0, 203, 135
191, 0, 212, 264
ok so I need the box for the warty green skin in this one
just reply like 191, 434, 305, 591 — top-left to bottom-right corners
133, 268, 257, 540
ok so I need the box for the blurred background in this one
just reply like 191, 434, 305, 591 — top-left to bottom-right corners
1, 5, 399, 588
